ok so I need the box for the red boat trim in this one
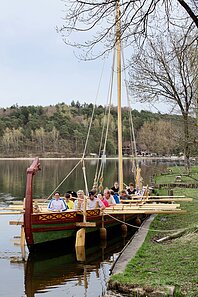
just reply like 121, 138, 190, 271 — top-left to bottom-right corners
32, 224, 77, 233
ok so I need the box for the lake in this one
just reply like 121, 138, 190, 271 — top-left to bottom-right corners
0, 158, 176, 297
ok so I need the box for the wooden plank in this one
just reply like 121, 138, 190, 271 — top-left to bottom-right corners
120, 198, 192, 203
9, 221, 23, 225
75, 228, 85, 248
130, 195, 185, 198
104, 210, 186, 215
0, 207, 24, 210
0, 211, 24, 215
108, 204, 181, 209
139, 198, 192, 202
76, 222, 96, 227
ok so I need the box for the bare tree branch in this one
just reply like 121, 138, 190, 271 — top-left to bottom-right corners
59, 0, 198, 59
129, 29, 197, 169
177, 0, 198, 27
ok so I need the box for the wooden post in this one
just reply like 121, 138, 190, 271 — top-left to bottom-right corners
121, 214, 127, 237
20, 225, 26, 261
116, 0, 123, 191
100, 213, 107, 240
75, 245, 86, 262
75, 228, 85, 248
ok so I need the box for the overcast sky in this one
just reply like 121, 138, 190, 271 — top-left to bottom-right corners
0, 1, 168, 113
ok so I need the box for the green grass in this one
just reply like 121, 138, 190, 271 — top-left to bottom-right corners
110, 173, 198, 296
154, 166, 198, 185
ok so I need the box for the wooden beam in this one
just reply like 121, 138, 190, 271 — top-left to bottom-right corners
130, 195, 185, 198
76, 222, 96, 227
0, 212, 24, 215
75, 228, 85, 248
104, 210, 186, 215
9, 221, 23, 225
120, 198, 192, 203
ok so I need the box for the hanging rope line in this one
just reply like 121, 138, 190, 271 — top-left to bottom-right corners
96, 50, 116, 189
105, 213, 196, 233
93, 49, 116, 192
48, 58, 107, 197
122, 48, 138, 161
47, 159, 82, 200
93, 55, 115, 190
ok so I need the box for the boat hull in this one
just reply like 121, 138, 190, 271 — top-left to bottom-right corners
25, 209, 140, 251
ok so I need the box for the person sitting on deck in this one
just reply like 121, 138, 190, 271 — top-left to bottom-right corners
97, 193, 109, 207
87, 191, 105, 210
104, 189, 116, 206
127, 182, 136, 195
73, 190, 85, 210
64, 192, 74, 209
67, 190, 77, 202
110, 190, 120, 204
119, 189, 131, 203
111, 181, 119, 193
48, 191, 68, 212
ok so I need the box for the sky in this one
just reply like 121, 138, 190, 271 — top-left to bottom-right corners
0, 0, 168, 112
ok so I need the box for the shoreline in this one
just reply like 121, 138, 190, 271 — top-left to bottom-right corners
110, 215, 155, 275
0, 156, 191, 161
108, 167, 198, 296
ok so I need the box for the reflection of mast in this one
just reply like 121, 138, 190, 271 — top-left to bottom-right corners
116, 0, 123, 191
84, 266, 88, 290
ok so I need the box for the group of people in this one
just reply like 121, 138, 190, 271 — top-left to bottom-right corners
47, 181, 137, 212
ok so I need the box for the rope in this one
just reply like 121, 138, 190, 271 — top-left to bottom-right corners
47, 159, 82, 200
121, 47, 140, 185
49, 57, 108, 196
94, 49, 116, 190
122, 49, 138, 161
93, 84, 110, 189
105, 213, 196, 233
82, 161, 89, 196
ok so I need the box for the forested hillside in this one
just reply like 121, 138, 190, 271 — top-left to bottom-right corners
0, 102, 197, 158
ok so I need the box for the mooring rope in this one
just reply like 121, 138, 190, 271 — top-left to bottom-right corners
105, 213, 196, 233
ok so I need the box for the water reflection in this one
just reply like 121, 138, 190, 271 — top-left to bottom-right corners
0, 158, 168, 202
0, 159, 189, 297
24, 234, 130, 297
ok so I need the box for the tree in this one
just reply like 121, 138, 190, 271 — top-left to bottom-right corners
129, 32, 197, 170
59, 0, 197, 59
1, 128, 23, 154
137, 120, 183, 155
34, 128, 46, 152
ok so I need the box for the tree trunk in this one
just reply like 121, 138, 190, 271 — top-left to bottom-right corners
183, 112, 191, 172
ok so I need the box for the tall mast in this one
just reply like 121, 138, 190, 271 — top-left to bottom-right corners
116, 0, 123, 190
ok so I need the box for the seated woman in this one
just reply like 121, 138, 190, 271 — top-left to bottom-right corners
73, 190, 85, 210
48, 191, 68, 212
97, 193, 109, 207
127, 182, 136, 195
64, 192, 74, 209
111, 181, 119, 193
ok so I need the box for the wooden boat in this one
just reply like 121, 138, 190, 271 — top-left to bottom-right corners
22, 2, 187, 252
23, 2, 143, 252
24, 157, 147, 251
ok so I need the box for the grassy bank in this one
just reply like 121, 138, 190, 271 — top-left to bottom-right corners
109, 167, 198, 296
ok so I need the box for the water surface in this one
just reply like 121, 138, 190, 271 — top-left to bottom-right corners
0, 158, 170, 297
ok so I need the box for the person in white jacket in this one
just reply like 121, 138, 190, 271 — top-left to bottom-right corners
48, 191, 67, 212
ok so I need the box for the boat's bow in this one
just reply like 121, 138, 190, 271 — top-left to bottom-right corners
24, 157, 41, 249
